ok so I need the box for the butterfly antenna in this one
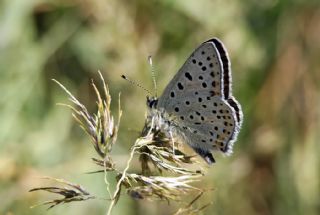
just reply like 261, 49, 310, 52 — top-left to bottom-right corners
121, 75, 153, 96
148, 55, 158, 97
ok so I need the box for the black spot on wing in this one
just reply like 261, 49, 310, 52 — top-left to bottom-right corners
185, 72, 193, 81
177, 82, 184, 90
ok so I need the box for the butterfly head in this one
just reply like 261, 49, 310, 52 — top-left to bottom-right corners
146, 96, 158, 109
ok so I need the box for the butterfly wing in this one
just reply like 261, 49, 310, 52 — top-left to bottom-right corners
158, 40, 224, 108
209, 38, 243, 127
157, 38, 242, 163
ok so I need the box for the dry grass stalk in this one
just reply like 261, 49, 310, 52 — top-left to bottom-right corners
30, 72, 210, 215
29, 177, 94, 209
172, 192, 212, 215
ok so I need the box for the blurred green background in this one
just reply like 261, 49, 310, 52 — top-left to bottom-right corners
1, 0, 320, 214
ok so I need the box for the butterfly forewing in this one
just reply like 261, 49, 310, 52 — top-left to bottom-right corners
157, 41, 224, 109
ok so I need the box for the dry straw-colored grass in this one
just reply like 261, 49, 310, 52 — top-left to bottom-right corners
30, 72, 211, 215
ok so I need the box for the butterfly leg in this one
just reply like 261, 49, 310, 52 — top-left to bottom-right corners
169, 129, 175, 155
147, 116, 155, 136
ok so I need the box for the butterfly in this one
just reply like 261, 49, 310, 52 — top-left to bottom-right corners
142, 38, 243, 164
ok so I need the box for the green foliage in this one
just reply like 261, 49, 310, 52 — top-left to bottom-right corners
1, 0, 320, 214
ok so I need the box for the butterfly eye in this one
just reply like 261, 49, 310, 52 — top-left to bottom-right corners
147, 97, 158, 108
